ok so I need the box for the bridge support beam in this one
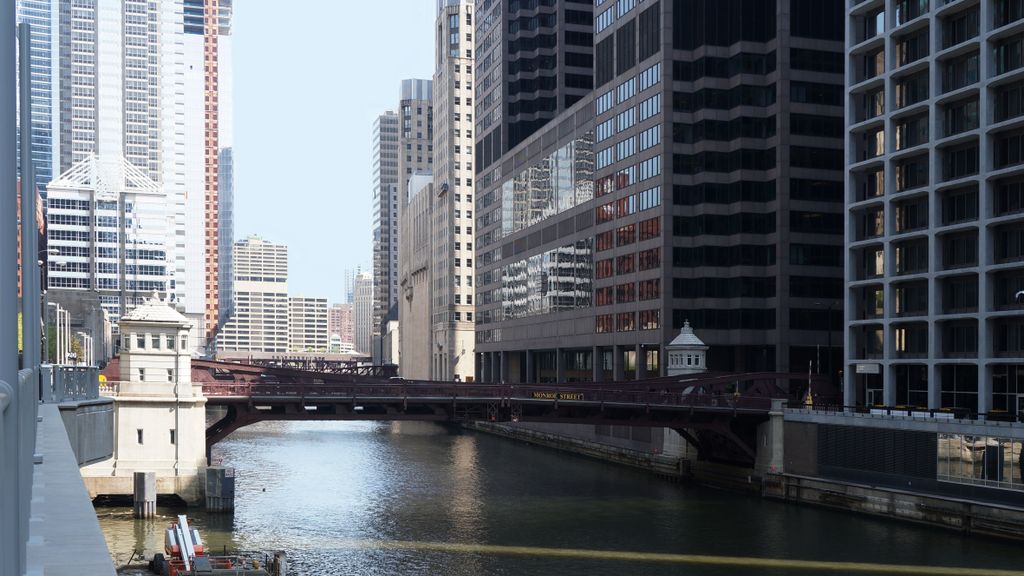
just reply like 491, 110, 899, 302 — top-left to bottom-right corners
555, 348, 565, 384
613, 346, 625, 382
636, 345, 647, 380
525, 350, 534, 383
592, 347, 603, 383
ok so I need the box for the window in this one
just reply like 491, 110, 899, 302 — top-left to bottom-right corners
639, 309, 660, 330
943, 8, 979, 48
638, 217, 661, 241
942, 143, 979, 181
995, 81, 1024, 122
596, 314, 614, 333
895, 71, 929, 108
941, 186, 979, 224
166, 369, 174, 382
896, 29, 929, 67
943, 98, 979, 136
995, 130, 1024, 169
995, 178, 1024, 216
616, 224, 636, 246
639, 247, 661, 270
895, 113, 928, 150
170, 429, 176, 445
136, 334, 145, 349
942, 52, 979, 93
994, 34, 1024, 75
895, 155, 929, 192
137, 429, 144, 445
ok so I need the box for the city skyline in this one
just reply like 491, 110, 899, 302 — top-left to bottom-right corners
232, 0, 433, 298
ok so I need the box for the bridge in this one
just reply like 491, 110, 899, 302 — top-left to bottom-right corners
181, 359, 834, 465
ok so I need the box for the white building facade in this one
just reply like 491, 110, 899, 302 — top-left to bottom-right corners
432, 0, 476, 382
217, 236, 289, 353
288, 296, 328, 352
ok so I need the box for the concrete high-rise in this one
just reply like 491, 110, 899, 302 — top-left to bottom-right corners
371, 111, 399, 362
217, 236, 288, 353
183, 0, 233, 349
50, 0, 189, 329
844, 0, 1024, 416
473, 0, 846, 382
432, 0, 476, 381
288, 297, 328, 352
399, 173, 435, 379
474, 0, 595, 172
353, 271, 374, 356
328, 303, 355, 346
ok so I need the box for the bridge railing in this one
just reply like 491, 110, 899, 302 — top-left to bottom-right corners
201, 380, 776, 411
41, 365, 100, 403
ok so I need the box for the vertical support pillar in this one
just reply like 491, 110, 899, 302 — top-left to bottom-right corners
205, 466, 235, 513
19, 23, 39, 372
592, 346, 602, 382
928, 363, 940, 410
500, 351, 509, 383
133, 471, 156, 518
525, 349, 534, 383
613, 345, 625, 382
555, 348, 565, 383
636, 344, 647, 380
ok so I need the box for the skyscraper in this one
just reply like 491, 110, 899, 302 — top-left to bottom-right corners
16, 0, 58, 189
371, 111, 399, 360
473, 0, 595, 172
353, 271, 374, 356
844, 0, 1024, 416
374, 80, 434, 361
328, 302, 355, 345
184, 0, 232, 348
50, 0, 189, 328
432, 0, 476, 381
473, 0, 846, 382
217, 236, 289, 353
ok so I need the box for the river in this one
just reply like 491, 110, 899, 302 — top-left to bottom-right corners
97, 421, 1024, 575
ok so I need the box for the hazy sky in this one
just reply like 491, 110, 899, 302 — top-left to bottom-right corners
233, 1, 435, 301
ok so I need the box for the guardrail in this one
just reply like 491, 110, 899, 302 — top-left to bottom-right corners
0, 368, 39, 576
41, 365, 100, 403
199, 381, 777, 411
785, 403, 1024, 423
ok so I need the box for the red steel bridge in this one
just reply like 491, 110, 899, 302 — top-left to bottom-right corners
182, 359, 835, 466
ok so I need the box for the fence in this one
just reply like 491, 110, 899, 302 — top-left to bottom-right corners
41, 365, 100, 403
0, 368, 39, 576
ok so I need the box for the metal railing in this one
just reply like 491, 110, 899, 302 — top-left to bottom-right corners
199, 380, 777, 412
786, 402, 1024, 424
41, 365, 100, 403
0, 368, 39, 576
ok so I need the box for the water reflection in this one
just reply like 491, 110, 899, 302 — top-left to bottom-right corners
97, 421, 1024, 576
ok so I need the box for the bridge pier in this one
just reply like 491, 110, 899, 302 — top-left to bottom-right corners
133, 472, 156, 518
754, 399, 786, 476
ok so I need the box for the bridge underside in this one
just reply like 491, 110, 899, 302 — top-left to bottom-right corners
206, 397, 764, 465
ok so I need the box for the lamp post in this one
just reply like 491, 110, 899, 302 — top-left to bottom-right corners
39, 248, 58, 363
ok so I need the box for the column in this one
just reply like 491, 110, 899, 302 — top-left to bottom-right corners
525, 349, 534, 383
555, 348, 565, 383
592, 346, 603, 382
613, 345, 625, 382
635, 344, 647, 380
500, 351, 510, 383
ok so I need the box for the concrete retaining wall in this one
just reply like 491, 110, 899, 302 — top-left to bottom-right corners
764, 473, 1024, 541
465, 422, 690, 478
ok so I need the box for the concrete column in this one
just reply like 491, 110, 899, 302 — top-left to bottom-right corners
636, 344, 647, 380
928, 363, 941, 410
613, 345, 625, 382
500, 351, 510, 383
205, 466, 235, 512
754, 399, 786, 476
525, 349, 534, 383
592, 346, 602, 382
133, 472, 156, 518
555, 348, 565, 383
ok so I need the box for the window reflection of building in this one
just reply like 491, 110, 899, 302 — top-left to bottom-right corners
501, 239, 593, 321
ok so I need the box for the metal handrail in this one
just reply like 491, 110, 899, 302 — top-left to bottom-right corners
785, 402, 1024, 423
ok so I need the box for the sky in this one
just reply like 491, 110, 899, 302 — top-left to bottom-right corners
233, 1, 435, 301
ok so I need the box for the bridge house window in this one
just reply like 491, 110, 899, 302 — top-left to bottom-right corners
181, 336, 187, 350
170, 430, 176, 445
136, 334, 145, 349
167, 369, 174, 382
167, 335, 175, 349
137, 429, 144, 444
138, 368, 145, 382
